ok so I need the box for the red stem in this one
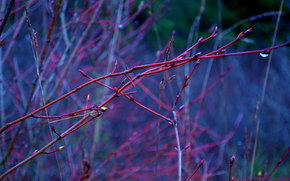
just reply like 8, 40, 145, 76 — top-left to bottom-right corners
229, 155, 235, 181
265, 147, 290, 181
186, 160, 204, 181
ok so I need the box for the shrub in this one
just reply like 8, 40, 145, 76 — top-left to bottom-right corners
0, 0, 289, 180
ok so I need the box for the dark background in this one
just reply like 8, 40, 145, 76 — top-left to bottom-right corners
0, 0, 289, 180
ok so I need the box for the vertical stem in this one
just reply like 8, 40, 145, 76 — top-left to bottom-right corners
173, 110, 182, 181
174, 125, 182, 181
250, 0, 284, 179
229, 164, 232, 181
90, 0, 123, 162
184, 0, 205, 170
229, 155, 235, 181
0, 44, 5, 159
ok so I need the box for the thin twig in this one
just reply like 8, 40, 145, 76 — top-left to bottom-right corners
229, 155, 235, 181
173, 109, 182, 181
0, 0, 15, 37
264, 147, 290, 181
250, 0, 284, 178
186, 160, 204, 181
0, 28, 288, 133
0, 114, 100, 180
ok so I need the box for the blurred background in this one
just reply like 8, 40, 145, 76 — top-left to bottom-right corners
0, 0, 289, 180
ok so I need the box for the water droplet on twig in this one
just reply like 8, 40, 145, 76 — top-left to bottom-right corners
260, 53, 269, 58
259, 51, 270, 58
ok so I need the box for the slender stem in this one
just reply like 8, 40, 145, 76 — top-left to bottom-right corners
186, 160, 204, 181
173, 110, 182, 181
264, 147, 290, 181
0, 0, 15, 36
51, 0, 104, 97
229, 155, 235, 181
250, 0, 284, 179
0, 30, 288, 134
0, 114, 99, 179
0, 136, 60, 179
0, 25, 289, 179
